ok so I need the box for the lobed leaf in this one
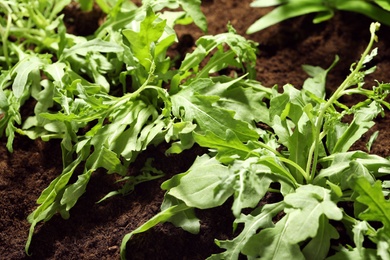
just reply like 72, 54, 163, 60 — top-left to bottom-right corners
172, 78, 259, 142
349, 177, 390, 231
209, 202, 285, 259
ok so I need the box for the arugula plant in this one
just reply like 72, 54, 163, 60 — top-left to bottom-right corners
121, 23, 390, 259
247, 0, 390, 33
1, 0, 265, 256
2, 1, 390, 259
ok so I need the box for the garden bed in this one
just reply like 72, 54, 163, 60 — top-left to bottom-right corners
1, 0, 390, 259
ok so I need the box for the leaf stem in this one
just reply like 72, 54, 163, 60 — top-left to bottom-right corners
0, 2, 12, 68
306, 22, 380, 182
278, 156, 309, 182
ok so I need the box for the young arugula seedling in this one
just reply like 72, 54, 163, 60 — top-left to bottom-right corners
247, 0, 390, 33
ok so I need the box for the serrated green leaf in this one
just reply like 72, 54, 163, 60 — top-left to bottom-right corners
197, 77, 270, 124
25, 153, 85, 253
87, 146, 126, 174
349, 177, 390, 230
230, 159, 274, 216
209, 202, 284, 260
122, 7, 166, 70
172, 79, 259, 142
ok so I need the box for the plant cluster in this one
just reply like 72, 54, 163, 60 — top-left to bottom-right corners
1, 0, 390, 259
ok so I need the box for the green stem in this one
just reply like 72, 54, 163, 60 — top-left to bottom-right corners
279, 156, 309, 182
0, 2, 12, 68
257, 141, 283, 157
306, 22, 380, 182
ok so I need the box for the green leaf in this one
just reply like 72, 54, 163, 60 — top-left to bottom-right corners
229, 158, 275, 216
122, 7, 166, 71
78, 0, 94, 11
161, 194, 200, 234
349, 177, 390, 231
375, 0, 390, 11
209, 202, 284, 259
33, 155, 83, 213
247, 2, 330, 33
26, 154, 84, 253
11, 56, 46, 98
352, 220, 370, 255
250, 0, 289, 8
302, 55, 339, 99
336, 1, 390, 27
283, 185, 342, 243
120, 203, 190, 260
167, 154, 234, 209
165, 121, 196, 154
315, 151, 390, 184
366, 130, 379, 152
61, 39, 123, 60
172, 79, 259, 142
177, 0, 207, 32
87, 146, 126, 174
377, 229, 390, 260
193, 130, 259, 163
242, 214, 305, 259
197, 77, 270, 124
331, 102, 381, 153
95, 9, 139, 37
61, 169, 92, 211
302, 215, 339, 260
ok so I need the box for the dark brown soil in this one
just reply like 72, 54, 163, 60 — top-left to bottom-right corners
2, 1, 390, 259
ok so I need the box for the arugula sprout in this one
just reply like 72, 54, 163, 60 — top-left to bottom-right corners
247, 0, 390, 33
122, 22, 390, 259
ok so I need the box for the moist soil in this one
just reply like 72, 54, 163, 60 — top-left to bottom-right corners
2, 1, 390, 259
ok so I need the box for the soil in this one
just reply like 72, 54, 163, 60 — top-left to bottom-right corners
2, 0, 390, 259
